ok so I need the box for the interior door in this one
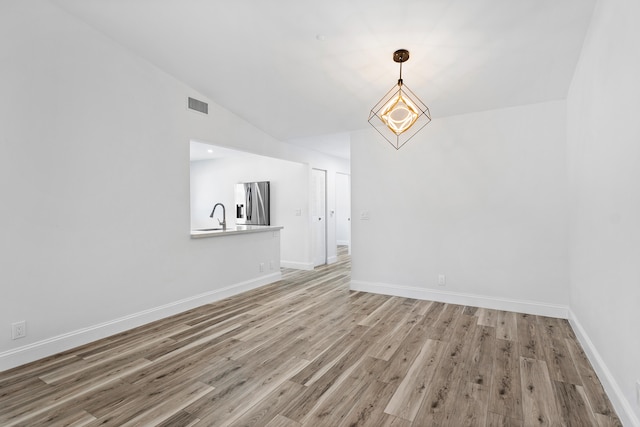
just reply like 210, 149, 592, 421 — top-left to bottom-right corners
311, 168, 327, 267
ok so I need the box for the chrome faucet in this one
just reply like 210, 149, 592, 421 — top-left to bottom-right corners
209, 203, 226, 230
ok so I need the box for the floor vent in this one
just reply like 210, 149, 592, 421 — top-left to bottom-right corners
188, 97, 208, 114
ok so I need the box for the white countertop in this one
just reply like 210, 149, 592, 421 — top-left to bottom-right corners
190, 225, 283, 239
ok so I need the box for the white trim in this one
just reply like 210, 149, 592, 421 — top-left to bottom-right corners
569, 310, 640, 427
0, 272, 281, 372
281, 260, 314, 271
337, 240, 350, 246
350, 280, 569, 319
327, 255, 338, 265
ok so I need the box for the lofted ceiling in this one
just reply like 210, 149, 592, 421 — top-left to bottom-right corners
52, 0, 595, 158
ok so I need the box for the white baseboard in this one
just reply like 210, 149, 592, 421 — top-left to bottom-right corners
0, 272, 281, 373
327, 255, 338, 265
350, 280, 569, 319
281, 260, 314, 271
569, 310, 640, 427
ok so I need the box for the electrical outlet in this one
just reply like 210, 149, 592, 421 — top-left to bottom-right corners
11, 321, 26, 340
438, 274, 446, 286
259, 263, 265, 273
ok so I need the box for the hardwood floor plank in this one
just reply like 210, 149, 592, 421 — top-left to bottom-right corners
227, 323, 305, 361
0, 357, 151, 425
0, 376, 51, 409
216, 359, 309, 427
16, 408, 96, 427
447, 381, 489, 426
156, 410, 200, 427
375, 414, 413, 427
226, 380, 305, 427
412, 313, 478, 424
516, 314, 543, 360
295, 322, 358, 362
463, 305, 479, 316
83, 373, 211, 426
280, 340, 371, 423
489, 339, 523, 421
350, 293, 394, 324
263, 414, 301, 427
537, 317, 582, 385
425, 303, 464, 341
496, 311, 518, 342
120, 381, 214, 427
412, 299, 433, 316
368, 305, 422, 361
564, 336, 620, 419
377, 318, 432, 385
337, 380, 397, 427
477, 307, 498, 328
419, 301, 446, 329
289, 325, 368, 386
519, 357, 560, 426
306, 356, 386, 426
75, 379, 145, 419
143, 320, 246, 362
384, 339, 447, 421
466, 325, 496, 388
444, 323, 495, 425
0, 247, 621, 427
38, 358, 91, 384
123, 347, 223, 388
358, 297, 403, 327
361, 300, 417, 352
595, 413, 624, 427
552, 381, 599, 426
186, 356, 308, 424
0, 353, 78, 386
487, 412, 523, 427
81, 322, 191, 363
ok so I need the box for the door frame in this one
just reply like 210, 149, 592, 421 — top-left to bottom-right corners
311, 168, 327, 267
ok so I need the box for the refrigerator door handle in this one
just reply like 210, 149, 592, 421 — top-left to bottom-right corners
246, 186, 252, 221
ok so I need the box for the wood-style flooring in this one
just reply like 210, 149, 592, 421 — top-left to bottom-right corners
0, 247, 622, 426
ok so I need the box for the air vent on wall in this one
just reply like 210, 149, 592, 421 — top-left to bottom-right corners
188, 97, 208, 114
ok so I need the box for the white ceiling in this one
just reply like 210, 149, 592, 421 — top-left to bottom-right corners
189, 141, 259, 162
53, 0, 595, 159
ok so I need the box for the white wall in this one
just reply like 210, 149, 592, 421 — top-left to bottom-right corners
190, 156, 311, 268
0, 0, 346, 370
335, 172, 351, 247
567, 0, 640, 424
351, 101, 570, 315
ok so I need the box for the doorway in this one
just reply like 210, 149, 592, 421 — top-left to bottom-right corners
311, 168, 327, 267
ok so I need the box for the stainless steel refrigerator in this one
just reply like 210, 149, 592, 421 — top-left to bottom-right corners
235, 181, 270, 225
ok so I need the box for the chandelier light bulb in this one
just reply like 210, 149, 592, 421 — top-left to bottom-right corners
380, 89, 419, 135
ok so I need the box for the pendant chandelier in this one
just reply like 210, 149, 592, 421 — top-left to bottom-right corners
368, 49, 431, 150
